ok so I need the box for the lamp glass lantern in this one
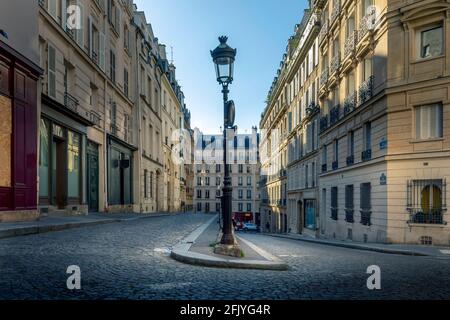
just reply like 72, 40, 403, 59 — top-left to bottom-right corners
211, 36, 237, 85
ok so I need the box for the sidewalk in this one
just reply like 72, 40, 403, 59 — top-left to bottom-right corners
170, 215, 288, 270
267, 233, 450, 258
0, 212, 174, 239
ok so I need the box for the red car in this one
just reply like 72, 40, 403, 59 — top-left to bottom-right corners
234, 221, 244, 231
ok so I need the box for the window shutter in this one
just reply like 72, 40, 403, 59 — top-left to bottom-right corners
48, 45, 56, 98
76, 1, 84, 48
61, 0, 67, 29
99, 32, 105, 71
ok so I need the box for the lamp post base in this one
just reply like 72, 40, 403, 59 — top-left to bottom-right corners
214, 231, 243, 258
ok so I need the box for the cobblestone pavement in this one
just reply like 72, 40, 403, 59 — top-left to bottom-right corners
1, 213, 449, 300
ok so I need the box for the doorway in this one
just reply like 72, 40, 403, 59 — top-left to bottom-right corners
297, 200, 303, 234
52, 137, 67, 209
87, 142, 99, 212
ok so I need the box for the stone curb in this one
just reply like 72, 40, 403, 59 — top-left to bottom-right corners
267, 234, 430, 257
0, 213, 177, 240
170, 217, 288, 271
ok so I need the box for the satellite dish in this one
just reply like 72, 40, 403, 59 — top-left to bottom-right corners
225, 100, 235, 128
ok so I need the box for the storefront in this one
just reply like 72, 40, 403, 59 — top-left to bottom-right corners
107, 135, 136, 211
39, 97, 91, 214
0, 41, 41, 222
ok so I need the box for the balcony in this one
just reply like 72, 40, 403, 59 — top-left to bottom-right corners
358, 75, 374, 106
408, 208, 445, 225
332, 161, 338, 170
360, 210, 372, 226
331, 208, 338, 220
322, 164, 327, 173
319, 18, 329, 44
343, 91, 357, 116
313, 0, 327, 9
344, 31, 357, 58
346, 155, 354, 166
345, 209, 354, 223
330, 1, 341, 24
361, 149, 372, 162
320, 115, 329, 132
306, 102, 319, 117
319, 67, 329, 89
358, 13, 375, 43
329, 104, 340, 125
64, 92, 79, 113
89, 110, 101, 126
330, 52, 341, 75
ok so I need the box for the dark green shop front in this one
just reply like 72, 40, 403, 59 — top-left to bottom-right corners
107, 135, 135, 206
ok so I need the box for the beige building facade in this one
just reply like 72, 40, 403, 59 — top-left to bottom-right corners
194, 128, 261, 224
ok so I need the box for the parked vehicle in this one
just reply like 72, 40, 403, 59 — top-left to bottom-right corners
234, 221, 244, 231
243, 223, 259, 232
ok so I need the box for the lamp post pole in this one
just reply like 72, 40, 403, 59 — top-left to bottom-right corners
221, 84, 234, 245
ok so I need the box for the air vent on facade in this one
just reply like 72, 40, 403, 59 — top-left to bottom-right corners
420, 236, 433, 245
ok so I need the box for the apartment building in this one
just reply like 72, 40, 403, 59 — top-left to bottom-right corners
0, 0, 42, 222
194, 128, 261, 224
318, 0, 450, 245
259, 9, 321, 235
133, 9, 164, 213
180, 105, 194, 212
160, 45, 184, 213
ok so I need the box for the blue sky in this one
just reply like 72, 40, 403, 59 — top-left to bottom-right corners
134, 0, 309, 134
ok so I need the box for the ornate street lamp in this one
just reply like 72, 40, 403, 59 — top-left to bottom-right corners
211, 36, 238, 248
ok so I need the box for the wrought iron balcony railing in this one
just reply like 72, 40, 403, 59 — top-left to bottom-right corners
346, 155, 354, 166
360, 210, 372, 226
345, 209, 354, 223
343, 91, 357, 115
330, 1, 341, 23
91, 51, 98, 64
306, 102, 319, 116
408, 208, 445, 225
319, 18, 329, 43
361, 149, 372, 162
329, 104, 340, 125
358, 75, 374, 106
344, 31, 358, 58
332, 160, 338, 170
64, 92, 79, 113
320, 67, 329, 89
330, 52, 341, 75
358, 13, 375, 43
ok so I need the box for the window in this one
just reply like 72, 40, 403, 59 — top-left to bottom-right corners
238, 164, 243, 173
48, 45, 56, 98
150, 172, 153, 198
407, 179, 446, 224
331, 187, 338, 220
363, 57, 372, 81
333, 139, 339, 163
360, 183, 372, 225
345, 185, 354, 222
238, 177, 243, 186
216, 177, 221, 186
247, 190, 252, 199
144, 169, 148, 198
238, 203, 243, 212
247, 176, 252, 186
415, 104, 443, 140
419, 25, 443, 59
205, 190, 210, 199
197, 177, 201, 186
67, 131, 81, 199
197, 190, 202, 199
197, 202, 202, 212
39, 119, 50, 197
239, 189, 243, 199
110, 50, 116, 83
216, 164, 221, 173
124, 68, 129, 97
205, 177, 210, 186
364, 122, 371, 151
247, 203, 252, 212
348, 131, 354, 156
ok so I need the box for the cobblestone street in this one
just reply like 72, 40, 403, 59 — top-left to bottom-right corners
1, 213, 449, 300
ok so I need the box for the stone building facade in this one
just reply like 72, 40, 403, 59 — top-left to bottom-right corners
0, 0, 194, 222
260, 0, 450, 246
194, 128, 261, 223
